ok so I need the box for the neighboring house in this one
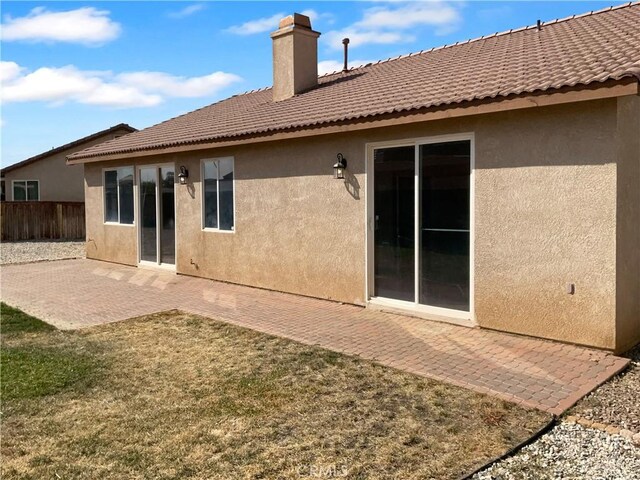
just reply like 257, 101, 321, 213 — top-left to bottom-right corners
68, 6, 640, 353
1, 124, 136, 202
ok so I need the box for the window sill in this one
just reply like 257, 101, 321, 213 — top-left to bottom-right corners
104, 222, 135, 227
202, 228, 235, 234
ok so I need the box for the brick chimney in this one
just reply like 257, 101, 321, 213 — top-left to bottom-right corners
271, 13, 320, 102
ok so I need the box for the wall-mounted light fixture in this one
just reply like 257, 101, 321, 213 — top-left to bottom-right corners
178, 166, 189, 185
333, 153, 347, 179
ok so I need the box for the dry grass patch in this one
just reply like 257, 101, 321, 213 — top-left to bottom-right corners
2, 310, 549, 479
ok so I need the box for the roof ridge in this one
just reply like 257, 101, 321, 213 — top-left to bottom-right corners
316, 1, 639, 77
165, 3, 639, 97
2, 123, 136, 173
67, 2, 640, 161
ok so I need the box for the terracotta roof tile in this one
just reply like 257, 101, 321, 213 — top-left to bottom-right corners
69, 3, 640, 160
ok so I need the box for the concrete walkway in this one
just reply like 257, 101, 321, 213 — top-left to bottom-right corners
0, 259, 629, 415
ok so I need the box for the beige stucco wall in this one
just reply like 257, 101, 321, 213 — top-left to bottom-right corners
175, 136, 365, 304
473, 101, 618, 350
84, 97, 638, 351
615, 95, 640, 353
84, 161, 138, 265
3, 128, 132, 202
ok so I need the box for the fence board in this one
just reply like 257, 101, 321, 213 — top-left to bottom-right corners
0, 201, 85, 241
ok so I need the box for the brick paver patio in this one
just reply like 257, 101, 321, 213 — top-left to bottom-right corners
0, 259, 629, 415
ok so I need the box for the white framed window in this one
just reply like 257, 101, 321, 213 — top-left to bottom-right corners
12, 180, 39, 201
202, 157, 234, 231
104, 167, 134, 224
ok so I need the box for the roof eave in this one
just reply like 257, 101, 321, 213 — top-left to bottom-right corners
2, 124, 136, 174
67, 79, 639, 165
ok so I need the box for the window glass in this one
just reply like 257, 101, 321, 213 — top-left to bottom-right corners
373, 146, 415, 301
104, 167, 134, 224
218, 158, 234, 231
203, 158, 234, 231
419, 141, 471, 311
104, 170, 119, 222
203, 161, 218, 229
118, 167, 134, 224
11, 181, 38, 201
13, 181, 26, 201
26, 181, 39, 200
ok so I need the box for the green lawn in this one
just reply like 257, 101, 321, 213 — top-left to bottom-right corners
1, 305, 550, 479
1, 303, 54, 335
1, 303, 98, 400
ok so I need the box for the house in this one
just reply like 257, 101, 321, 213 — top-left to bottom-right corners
1, 124, 136, 202
67, 6, 640, 353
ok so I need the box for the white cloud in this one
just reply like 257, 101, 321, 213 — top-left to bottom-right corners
168, 4, 206, 19
83, 83, 162, 108
226, 13, 284, 35
300, 9, 318, 23
0, 61, 23, 82
117, 71, 242, 98
318, 59, 376, 75
324, 30, 410, 50
1, 7, 121, 45
356, 2, 461, 31
2, 65, 109, 103
226, 10, 333, 36
299, 9, 335, 25
323, 1, 462, 50
0, 61, 242, 109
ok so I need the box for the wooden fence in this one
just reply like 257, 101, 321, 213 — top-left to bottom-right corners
1, 201, 85, 241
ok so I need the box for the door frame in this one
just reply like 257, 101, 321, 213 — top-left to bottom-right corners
137, 163, 177, 271
364, 132, 475, 326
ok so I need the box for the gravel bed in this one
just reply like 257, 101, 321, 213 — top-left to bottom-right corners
473, 423, 640, 480
570, 345, 640, 432
0, 241, 85, 265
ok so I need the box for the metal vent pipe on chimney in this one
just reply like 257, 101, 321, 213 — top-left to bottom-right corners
342, 38, 350, 73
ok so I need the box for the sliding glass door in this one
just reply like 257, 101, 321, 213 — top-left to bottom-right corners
373, 146, 415, 302
139, 165, 175, 267
419, 141, 470, 311
372, 137, 472, 315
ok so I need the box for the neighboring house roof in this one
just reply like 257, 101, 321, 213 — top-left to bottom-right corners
2, 123, 136, 175
69, 3, 640, 161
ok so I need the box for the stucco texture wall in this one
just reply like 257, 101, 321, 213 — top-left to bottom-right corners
472, 101, 618, 350
174, 136, 366, 304
4, 153, 85, 202
83, 97, 636, 351
85, 161, 138, 266
615, 95, 640, 353
4, 129, 131, 202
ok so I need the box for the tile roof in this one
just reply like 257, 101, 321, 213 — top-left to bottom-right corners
69, 3, 640, 161
3, 123, 136, 173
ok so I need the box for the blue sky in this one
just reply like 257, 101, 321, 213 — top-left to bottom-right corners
1, 0, 627, 167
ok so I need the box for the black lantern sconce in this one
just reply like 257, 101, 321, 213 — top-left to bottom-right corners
178, 166, 189, 185
333, 153, 347, 179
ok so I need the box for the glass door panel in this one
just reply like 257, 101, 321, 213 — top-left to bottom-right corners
419, 141, 470, 311
160, 167, 175, 265
139, 167, 157, 263
139, 166, 176, 266
373, 146, 415, 302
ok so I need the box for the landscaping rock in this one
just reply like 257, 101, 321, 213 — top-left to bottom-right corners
0, 241, 85, 265
569, 345, 640, 433
473, 423, 640, 480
